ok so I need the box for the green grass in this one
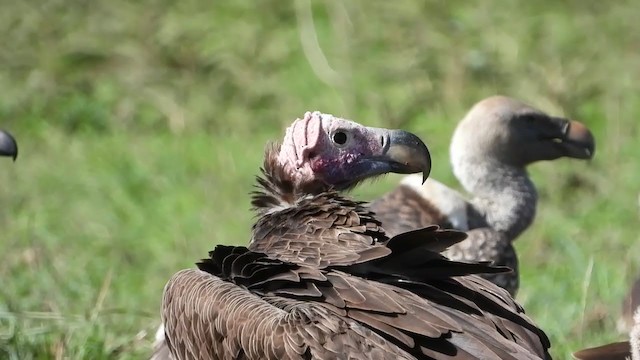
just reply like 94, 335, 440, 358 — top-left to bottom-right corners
1, 0, 639, 358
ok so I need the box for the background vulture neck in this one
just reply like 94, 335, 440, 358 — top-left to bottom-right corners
455, 157, 537, 240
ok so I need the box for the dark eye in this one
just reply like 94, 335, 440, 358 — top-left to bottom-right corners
332, 131, 348, 145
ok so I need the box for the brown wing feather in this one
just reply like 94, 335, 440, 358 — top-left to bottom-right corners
183, 245, 549, 359
445, 228, 520, 296
571, 341, 630, 360
162, 224, 549, 359
162, 268, 415, 360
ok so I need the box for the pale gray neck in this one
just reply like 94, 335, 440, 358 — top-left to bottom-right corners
454, 157, 537, 240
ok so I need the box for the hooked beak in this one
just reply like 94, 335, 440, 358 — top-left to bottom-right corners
366, 129, 432, 183
0, 130, 18, 161
557, 119, 595, 159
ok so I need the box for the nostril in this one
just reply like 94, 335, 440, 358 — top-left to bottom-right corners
380, 135, 385, 147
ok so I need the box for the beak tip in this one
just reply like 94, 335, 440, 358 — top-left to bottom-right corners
566, 120, 596, 160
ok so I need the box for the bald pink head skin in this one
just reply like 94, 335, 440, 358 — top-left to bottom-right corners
277, 111, 431, 191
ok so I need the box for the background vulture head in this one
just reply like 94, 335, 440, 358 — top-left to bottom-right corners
450, 96, 595, 168
277, 111, 431, 191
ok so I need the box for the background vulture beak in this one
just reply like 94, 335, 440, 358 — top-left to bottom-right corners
0, 130, 18, 161
559, 120, 595, 159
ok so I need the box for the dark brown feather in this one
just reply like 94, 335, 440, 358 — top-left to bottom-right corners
572, 341, 630, 360
192, 242, 549, 359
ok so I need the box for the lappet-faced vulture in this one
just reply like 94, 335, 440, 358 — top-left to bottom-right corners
159, 111, 551, 359
370, 96, 595, 295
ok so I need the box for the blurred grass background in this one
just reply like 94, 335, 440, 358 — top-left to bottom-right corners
0, 0, 638, 358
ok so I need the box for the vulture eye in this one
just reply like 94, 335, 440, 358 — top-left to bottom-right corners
332, 131, 349, 146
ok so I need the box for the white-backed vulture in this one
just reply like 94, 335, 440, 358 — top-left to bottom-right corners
370, 96, 595, 295
159, 111, 551, 359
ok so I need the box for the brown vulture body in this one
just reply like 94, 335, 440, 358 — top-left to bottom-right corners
370, 96, 595, 295
158, 112, 551, 359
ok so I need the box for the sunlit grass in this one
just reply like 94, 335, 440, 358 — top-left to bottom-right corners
0, 0, 639, 358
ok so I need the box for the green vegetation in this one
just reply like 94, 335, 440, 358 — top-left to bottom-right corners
1, 0, 638, 358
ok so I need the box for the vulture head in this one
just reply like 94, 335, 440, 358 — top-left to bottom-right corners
0, 130, 18, 161
276, 111, 431, 192
450, 96, 595, 169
